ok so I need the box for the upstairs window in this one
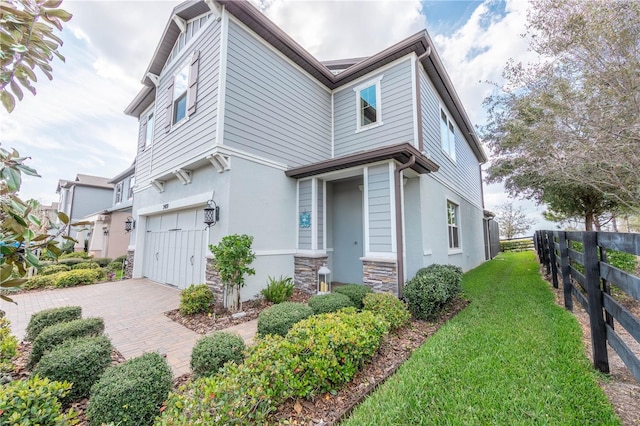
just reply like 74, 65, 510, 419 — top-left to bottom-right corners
144, 110, 154, 149
165, 51, 200, 133
173, 64, 189, 124
354, 76, 383, 132
115, 182, 123, 204
440, 109, 456, 161
447, 200, 460, 250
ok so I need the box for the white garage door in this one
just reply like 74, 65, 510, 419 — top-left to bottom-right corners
142, 208, 207, 289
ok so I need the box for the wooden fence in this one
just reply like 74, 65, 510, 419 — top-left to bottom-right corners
500, 237, 534, 252
534, 230, 640, 382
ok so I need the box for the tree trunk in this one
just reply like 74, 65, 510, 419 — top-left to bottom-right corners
585, 213, 594, 231
612, 215, 619, 232
594, 216, 602, 231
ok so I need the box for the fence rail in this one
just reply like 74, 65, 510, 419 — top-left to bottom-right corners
535, 230, 640, 382
500, 237, 535, 252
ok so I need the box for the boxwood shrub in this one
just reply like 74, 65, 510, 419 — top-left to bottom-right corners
40, 264, 71, 275
57, 257, 89, 266
24, 273, 56, 290
0, 376, 76, 425
308, 293, 354, 315
25, 305, 82, 342
32, 335, 113, 402
334, 284, 373, 309
179, 283, 214, 315
60, 252, 91, 259
87, 352, 172, 426
190, 332, 246, 378
29, 317, 105, 367
71, 262, 101, 270
92, 257, 112, 267
53, 269, 105, 288
256, 301, 313, 337
404, 264, 462, 320
363, 292, 411, 330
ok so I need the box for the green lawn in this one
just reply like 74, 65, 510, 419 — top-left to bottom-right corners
344, 251, 619, 425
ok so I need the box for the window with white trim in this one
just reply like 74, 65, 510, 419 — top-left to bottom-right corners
173, 64, 189, 124
144, 110, 154, 149
115, 182, 123, 204
128, 176, 135, 200
355, 77, 382, 131
447, 200, 460, 249
440, 109, 456, 161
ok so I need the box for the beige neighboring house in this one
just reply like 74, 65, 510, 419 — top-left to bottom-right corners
34, 201, 59, 236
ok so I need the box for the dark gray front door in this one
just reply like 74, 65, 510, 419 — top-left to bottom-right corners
331, 178, 363, 284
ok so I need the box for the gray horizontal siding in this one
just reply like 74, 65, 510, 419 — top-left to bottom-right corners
367, 164, 392, 252
71, 186, 114, 219
224, 20, 331, 167
151, 18, 222, 176
298, 180, 312, 249
419, 68, 482, 207
135, 115, 152, 186
334, 60, 414, 157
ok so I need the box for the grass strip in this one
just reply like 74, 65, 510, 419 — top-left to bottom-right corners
344, 251, 619, 425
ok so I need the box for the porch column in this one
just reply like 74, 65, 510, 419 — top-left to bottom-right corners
294, 178, 326, 293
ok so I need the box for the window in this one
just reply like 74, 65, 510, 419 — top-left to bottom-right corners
128, 176, 135, 200
115, 182, 123, 204
144, 111, 154, 149
173, 64, 189, 124
354, 77, 383, 131
440, 109, 456, 161
447, 201, 460, 250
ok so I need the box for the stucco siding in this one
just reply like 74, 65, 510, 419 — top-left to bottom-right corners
367, 164, 392, 252
419, 67, 482, 207
298, 180, 312, 249
334, 59, 414, 158
224, 20, 331, 166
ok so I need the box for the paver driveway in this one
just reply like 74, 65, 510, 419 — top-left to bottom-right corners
2, 279, 256, 376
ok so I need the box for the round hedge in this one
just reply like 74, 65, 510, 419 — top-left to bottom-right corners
257, 302, 314, 337
333, 284, 373, 309
308, 293, 354, 315
191, 332, 246, 378
25, 306, 82, 342
362, 292, 411, 330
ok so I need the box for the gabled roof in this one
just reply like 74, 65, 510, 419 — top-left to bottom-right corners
108, 162, 136, 184
125, 0, 487, 163
56, 174, 113, 193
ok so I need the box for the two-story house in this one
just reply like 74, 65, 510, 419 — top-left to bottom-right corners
124, 0, 489, 302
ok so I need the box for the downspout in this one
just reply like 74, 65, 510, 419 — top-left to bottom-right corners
395, 155, 415, 298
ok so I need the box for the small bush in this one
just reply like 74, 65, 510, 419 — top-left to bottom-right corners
334, 284, 373, 309
72, 262, 101, 270
308, 293, 354, 315
24, 273, 56, 289
32, 335, 113, 402
257, 301, 313, 337
190, 332, 246, 378
260, 275, 295, 304
87, 352, 172, 426
57, 257, 89, 267
180, 284, 214, 315
416, 263, 463, 278
29, 317, 105, 367
113, 254, 127, 263
363, 292, 411, 330
404, 264, 462, 320
53, 269, 104, 288
40, 264, 71, 275
60, 251, 91, 259
0, 316, 18, 372
26, 305, 82, 341
0, 376, 77, 425
107, 260, 124, 271
92, 257, 112, 267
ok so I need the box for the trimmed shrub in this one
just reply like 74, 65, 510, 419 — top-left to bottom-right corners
60, 251, 91, 259
257, 301, 313, 337
260, 275, 295, 304
180, 283, 214, 315
40, 264, 71, 275
32, 335, 113, 402
0, 376, 77, 425
26, 305, 82, 341
190, 332, 246, 378
29, 317, 105, 367
363, 292, 411, 330
24, 273, 56, 289
308, 293, 354, 315
52, 268, 105, 288
334, 284, 373, 309
0, 316, 18, 372
57, 257, 89, 267
404, 264, 462, 320
92, 257, 112, 267
107, 260, 124, 271
87, 352, 172, 426
72, 262, 101, 270
113, 254, 127, 264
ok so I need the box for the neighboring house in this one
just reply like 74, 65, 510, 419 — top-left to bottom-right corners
56, 174, 114, 250
82, 164, 135, 259
124, 0, 489, 301
34, 202, 59, 236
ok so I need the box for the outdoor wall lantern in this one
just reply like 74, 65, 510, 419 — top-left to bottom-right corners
204, 199, 220, 228
103, 228, 109, 236
124, 216, 135, 233
318, 264, 331, 294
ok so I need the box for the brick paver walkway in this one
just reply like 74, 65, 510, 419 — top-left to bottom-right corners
2, 279, 257, 376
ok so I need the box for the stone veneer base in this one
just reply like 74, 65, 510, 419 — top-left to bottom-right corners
205, 257, 225, 307
294, 255, 328, 294
362, 259, 398, 295
124, 250, 134, 279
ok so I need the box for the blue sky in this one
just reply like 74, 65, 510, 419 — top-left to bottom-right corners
0, 0, 555, 231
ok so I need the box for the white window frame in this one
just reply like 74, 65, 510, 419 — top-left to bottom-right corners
115, 182, 124, 204
440, 108, 456, 161
144, 109, 154, 150
128, 176, 135, 200
354, 75, 383, 133
447, 200, 461, 251
172, 62, 190, 126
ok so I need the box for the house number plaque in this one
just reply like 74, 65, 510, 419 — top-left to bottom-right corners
299, 212, 311, 228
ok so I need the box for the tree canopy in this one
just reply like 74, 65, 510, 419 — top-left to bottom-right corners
495, 202, 536, 239
483, 0, 640, 229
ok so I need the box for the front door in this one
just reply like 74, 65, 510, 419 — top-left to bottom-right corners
331, 178, 363, 284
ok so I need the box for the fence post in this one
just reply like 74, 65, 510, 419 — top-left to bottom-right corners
543, 232, 551, 276
557, 231, 573, 311
547, 231, 558, 288
598, 243, 614, 329
535, 231, 544, 264
583, 231, 609, 374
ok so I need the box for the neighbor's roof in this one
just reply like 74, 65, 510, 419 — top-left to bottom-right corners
108, 162, 136, 184
56, 174, 113, 193
124, 0, 486, 163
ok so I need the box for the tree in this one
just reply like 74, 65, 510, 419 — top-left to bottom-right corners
483, 0, 640, 221
209, 234, 256, 312
0, 0, 72, 112
495, 202, 535, 239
